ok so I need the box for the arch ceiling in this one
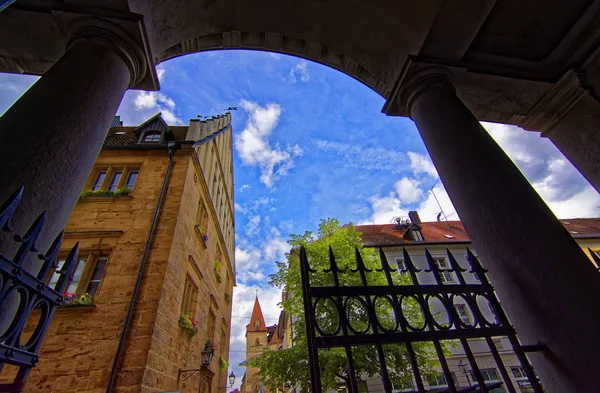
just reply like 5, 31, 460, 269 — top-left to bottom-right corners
2, 0, 600, 126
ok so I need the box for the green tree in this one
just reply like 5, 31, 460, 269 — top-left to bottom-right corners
246, 218, 438, 391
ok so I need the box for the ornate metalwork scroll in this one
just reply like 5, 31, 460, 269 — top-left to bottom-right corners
300, 245, 545, 393
0, 187, 79, 392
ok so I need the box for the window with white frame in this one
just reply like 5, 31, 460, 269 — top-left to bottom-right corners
511, 366, 527, 379
464, 255, 481, 281
455, 304, 473, 325
47, 254, 108, 297
427, 373, 457, 387
87, 165, 139, 193
435, 257, 456, 283
470, 368, 500, 382
142, 130, 161, 143
395, 258, 408, 275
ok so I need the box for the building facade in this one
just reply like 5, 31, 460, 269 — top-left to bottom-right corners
355, 213, 600, 393
0, 113, 235, 393
241, 296, 290, 393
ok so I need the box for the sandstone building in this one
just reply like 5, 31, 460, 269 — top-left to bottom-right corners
1, 113, 236, 393
240, 296, 291, 393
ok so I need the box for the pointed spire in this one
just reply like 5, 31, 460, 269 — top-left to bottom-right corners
249, 296, 267, 331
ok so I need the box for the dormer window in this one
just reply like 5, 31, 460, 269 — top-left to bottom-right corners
142, 131, 161, 143
254, 319, 261, 330
411, 229, 424, 241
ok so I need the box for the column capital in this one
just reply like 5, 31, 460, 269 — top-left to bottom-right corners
66, 18, 147, 89
396, 67, 455, 117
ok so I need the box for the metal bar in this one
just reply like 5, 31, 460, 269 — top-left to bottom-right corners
507, 335, 545, 393
460, 338, 489, 393
299, 246, 323, 393
309, 284, 488, 297
315, 326, 515, 348
433, 340, 457, 393
484, 336, 517, 393
345, 345, 360, 393
405, 341, 426, 392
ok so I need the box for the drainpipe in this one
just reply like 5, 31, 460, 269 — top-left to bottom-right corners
106, 141, 177, 393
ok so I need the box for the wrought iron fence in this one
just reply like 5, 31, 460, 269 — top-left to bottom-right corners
0, 187, 79, 392
299, 245, 546, 393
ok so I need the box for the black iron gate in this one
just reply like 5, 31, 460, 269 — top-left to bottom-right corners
299, 245, 546, 393
0, 188, 79, 392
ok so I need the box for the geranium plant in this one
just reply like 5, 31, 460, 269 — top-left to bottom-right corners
179, 314, 199, 335
205, 339, 216, 355
61, 292, 93, 307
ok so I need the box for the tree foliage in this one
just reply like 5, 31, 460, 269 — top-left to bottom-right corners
246, 218, 439, 391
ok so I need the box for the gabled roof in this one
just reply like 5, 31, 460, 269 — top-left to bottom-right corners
268, 324, 282, 345
356, 218, 600, 247
248, 296, 267, 332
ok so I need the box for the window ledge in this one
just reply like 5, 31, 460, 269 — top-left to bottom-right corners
194, 226, 208, 249
79, 195, 134, 203
55, 304, 96, 313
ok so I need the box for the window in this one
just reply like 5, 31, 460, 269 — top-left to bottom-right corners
255, 338, 260, 346
196, 200, 208, 231
435, 257, 456, 283
254, 319, 261, 330
125, 171, 138, 190
427, 373, 457, 387
108, 171, 122, 192
411, 229, 424, 241
488, 301, 499, 324
142, 131, 161, 143
455, 304, 472, 325
86, 257, 108, 297
464, 255, 481, 281
92, 171, 106, 191
471, 368, 500, 382
511, 367, 527, 379
208, 309, 216, 340
86, 166, 139, 193
181, 276, 198, 316
48, 254, 107, 297
395, 258, 408, 275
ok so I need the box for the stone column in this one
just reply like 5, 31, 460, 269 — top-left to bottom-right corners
399, 68, 600, 393
0, 19, 146, 272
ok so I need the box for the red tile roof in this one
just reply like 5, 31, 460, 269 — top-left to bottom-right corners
356, 218, 600, 247
248, 296, 267, 332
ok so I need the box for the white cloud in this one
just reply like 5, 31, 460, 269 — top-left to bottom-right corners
245, 215, 261, 237
239, 184, 251, 193
314, 139, 410, 173
235, 100, 303, 188
288, 61, 310, 84
157, 68, 166, 82
126, 90, 183, 125
395, 177, 422, 204
361, 181, 455, 225
484, 122, 600, 218
408, 152, 438, 178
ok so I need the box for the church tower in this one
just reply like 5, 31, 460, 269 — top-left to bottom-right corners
243, 296, 269, 393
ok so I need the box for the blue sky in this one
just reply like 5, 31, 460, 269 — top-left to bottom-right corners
1, 50, 599, 388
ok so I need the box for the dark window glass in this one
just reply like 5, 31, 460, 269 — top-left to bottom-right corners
108, 171, 122, 192
92, 172, 106, 191
85, 257, 108, 297
143, 131, 161, 143
126, 171, 138, 190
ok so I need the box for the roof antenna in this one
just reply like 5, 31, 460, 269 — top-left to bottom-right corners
429, 180, 448, 222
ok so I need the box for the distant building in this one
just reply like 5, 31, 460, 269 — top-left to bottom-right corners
355, 213, 600, 392
0, 113, 236, 393
241, 294, 292, 393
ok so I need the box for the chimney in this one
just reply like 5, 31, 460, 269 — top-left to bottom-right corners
408, 211, 421, 225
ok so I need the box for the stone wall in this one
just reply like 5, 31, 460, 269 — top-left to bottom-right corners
141, 150, 234, 393
1, 145, 233, 393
